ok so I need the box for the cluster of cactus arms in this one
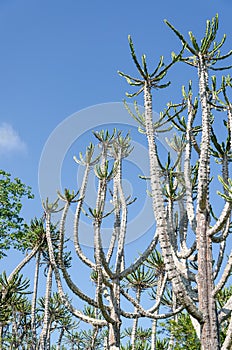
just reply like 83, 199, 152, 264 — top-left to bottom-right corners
41, 129, 187, 350
119, 13, 232, 350
1, 14, 232, 350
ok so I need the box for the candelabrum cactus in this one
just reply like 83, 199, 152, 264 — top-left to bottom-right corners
42, 129, 188, 350
120, 13, 232, 350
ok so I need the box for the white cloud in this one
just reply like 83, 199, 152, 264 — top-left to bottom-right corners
0, 122, 27, 155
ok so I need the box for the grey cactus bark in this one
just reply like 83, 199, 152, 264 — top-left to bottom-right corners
31, 251, 41, 349
39, 264, 53, 350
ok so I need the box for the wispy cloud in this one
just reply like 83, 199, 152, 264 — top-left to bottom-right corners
0, 122, 27, 155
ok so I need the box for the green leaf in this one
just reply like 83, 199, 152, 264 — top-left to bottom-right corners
189, 31, 199, 51
164, 19, 197, 55
128, 35, 146, 79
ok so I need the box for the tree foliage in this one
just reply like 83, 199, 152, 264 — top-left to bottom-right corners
0, 170, 34, 258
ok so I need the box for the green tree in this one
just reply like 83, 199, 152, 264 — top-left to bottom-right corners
168, 313, 201, 350
0, 170, 34, 258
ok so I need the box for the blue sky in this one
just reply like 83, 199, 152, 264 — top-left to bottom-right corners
0, 0, 231, 219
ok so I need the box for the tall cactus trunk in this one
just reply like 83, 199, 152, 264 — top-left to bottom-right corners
143, 81, 201, 320
108, 279, 121, 350
31, 251, 41, 349
39, 264, 53, 350
131, 288, 141, 350
196, 54, 220, 350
